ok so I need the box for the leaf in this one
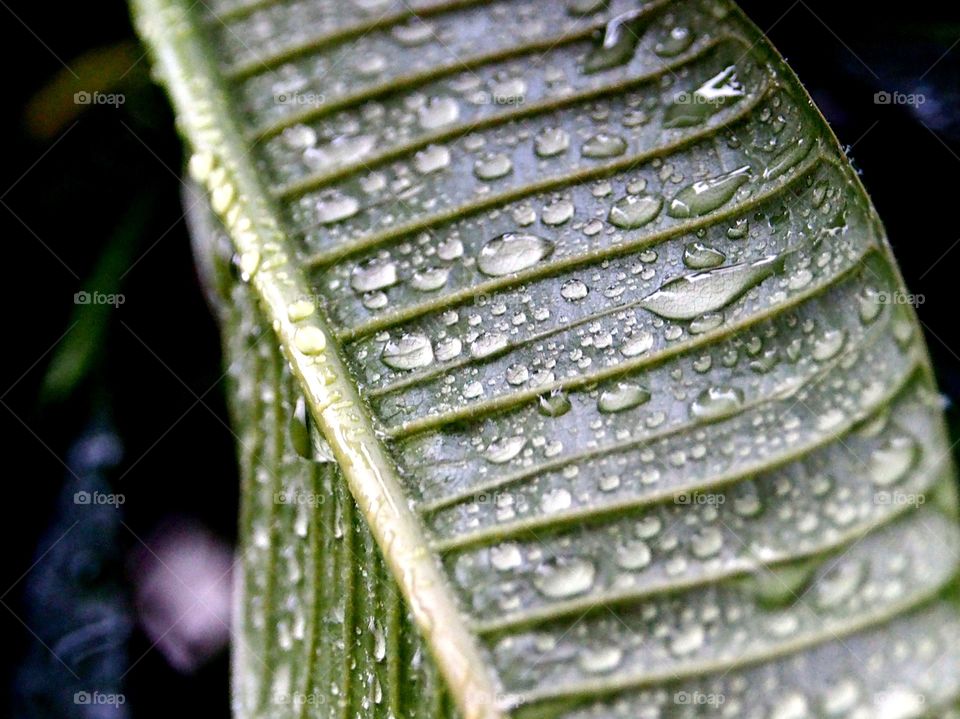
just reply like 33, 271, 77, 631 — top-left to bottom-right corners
133, 0, 960, 717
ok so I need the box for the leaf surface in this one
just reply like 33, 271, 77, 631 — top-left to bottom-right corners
136, 0, 960, 716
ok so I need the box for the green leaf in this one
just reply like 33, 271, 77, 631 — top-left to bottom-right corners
133, 0, 960, 717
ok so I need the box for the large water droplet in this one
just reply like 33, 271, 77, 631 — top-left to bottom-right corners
533, 557, 596, 598
477, 233, 555, 276
582, 132, 628, 159
639, 254, 783, 320
485, 436, 526, 464
664, 66, 743, 128
418, 97, 459, 129
682, 242, 726, 269
598, 383, 651, 412
583, 9, 647, 73
608, 194, 662, 228
667, 166, 751, 218
474, 153, 513, 180
381, 333, 434, 370
690, 386, 744, 421
869, 436, 919, 487
535, 127, 570, 157
315, 190, 360, 224
351, 257, 398, 292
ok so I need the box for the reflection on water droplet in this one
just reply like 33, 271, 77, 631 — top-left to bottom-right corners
316, 190, 360, 224
608, 194, 662, 229
869, 436, 919, 486
474, 153, 513, 180
668, 166, 750, 218
582, 133, 628, 159
413, 144, 451, 174
690, 386, 744, 421
598, 383, 651, 413
538, 390, 572, 417
381, 333, 434, 370
584, 10, 646, 73
485, 436, 526, 464
620, 331, 654, 357
664, 66, 743, 128
410, 265, 450, 292
351, 257, 397, 292
418, 96, 459, 129
640, 254, 783, 320
535, 127, 570, 158
477, 233, 555, 276
534, 557, 595, 598
654, 26, 693, 57
683, 242, 726, 269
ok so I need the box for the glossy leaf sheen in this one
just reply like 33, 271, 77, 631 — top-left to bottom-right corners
135, 0, 960, 717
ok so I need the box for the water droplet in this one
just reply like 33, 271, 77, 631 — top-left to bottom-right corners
351, 257, 398, 292
616, 539, 652, 570
413, 144, 451, 174
485, 436, 526, 464
620, 331, 654, 357
560, 279, 589, 300
690, 386, 744, 421
869, 436, 919, 487
664, 66, 743, 128
381, 333, 434, 370
538, 390, 572, 417
470, 332, 508, 358
763, 135, 815, 181
418, 97, 459, 129
683, 242, 726, 269
584, 9, 646, 73
608, 194, 663, 228
542, 199, 574, 226
541, 488, 572, 514
473, 153, 513, 180
691, 527, 724, 558
812, 329, 846, 362
598, 383, 651, 412
533, 557, 595, 598
294, 326, 327, 354
303, 134, 376, 171
668, 166, 750, 218
640, 254, 783, 320
434, 337, 462, 361
654, 26, 693, 57
669, 624, 705, 656
815, 559, 866, 609
316, 190, 360, 224
490, 543, 523, 571
582, 132, 628, 159
477, 233, 555, 276
410, 265, 450, 292
578, 646, 623, 673
535, 127, 570, 158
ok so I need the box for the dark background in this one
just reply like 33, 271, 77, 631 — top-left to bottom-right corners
1, 1, 958, 716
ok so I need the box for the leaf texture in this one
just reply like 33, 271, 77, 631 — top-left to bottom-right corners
136, 0, 960, 717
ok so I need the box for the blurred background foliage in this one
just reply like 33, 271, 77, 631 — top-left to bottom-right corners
1, 1, 958, 717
